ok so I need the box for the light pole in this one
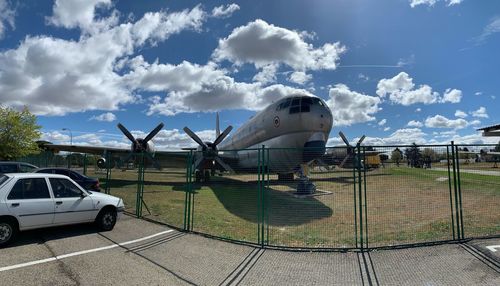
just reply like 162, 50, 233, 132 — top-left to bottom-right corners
62, 128, 72, 169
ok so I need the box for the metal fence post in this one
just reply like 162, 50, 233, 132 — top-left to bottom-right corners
446, 146, 456, 240
266, 147, 270, 245
450, 141, 461, 240
353, 151, 358, 248
104, 152, 111, 194
454, 145, 465, 239
257, 147, 262, 245
136, 153, 145, 218
363, 146, 368, 249
357, 143, 363, 250
184, 151, 192, 231
83, 153, 87, 175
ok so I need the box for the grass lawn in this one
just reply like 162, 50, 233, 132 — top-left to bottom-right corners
89, 165, 500, 248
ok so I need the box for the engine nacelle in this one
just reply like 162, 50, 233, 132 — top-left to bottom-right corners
97, 157, 115, 169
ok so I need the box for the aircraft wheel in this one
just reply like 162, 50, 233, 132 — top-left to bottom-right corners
204, 170, 211, 182
195, 170, 202, 182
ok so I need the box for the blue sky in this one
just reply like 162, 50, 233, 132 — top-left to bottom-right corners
0, 0, 499, 149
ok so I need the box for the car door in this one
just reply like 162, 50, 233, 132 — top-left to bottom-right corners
6, 177, 55, 229
48, 177, 96, 225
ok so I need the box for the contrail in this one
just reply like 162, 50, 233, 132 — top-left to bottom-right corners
338, 64, 401, 68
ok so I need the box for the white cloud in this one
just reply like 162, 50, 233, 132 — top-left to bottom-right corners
471, 106, 488, 118
0, 0, 15, 40
376, 72, 462, 106
455, 110, 467, 118
358, 73, 370, 82
409, 0, 463, 8
424, 115, 468, 129
361, 128, 427, 145
252, 63, 278, 84
475, 16, 500, 44
378, 119, 387, 126
475, 91, 482, 96
415, 108, 421, 112
47, 0, 119, 34
89, 112, 116, 122
383, 127, 391, 131
212, 19, 346, 74
407, 120, 423, 127
376, 72, 439, 105
288, 71, 312, 85
0, 5, 207, 115
326, 84, 381, 126
441, 88, 462, 103
211, 3, 240, 18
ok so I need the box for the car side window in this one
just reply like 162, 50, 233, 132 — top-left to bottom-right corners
0, 164, 18, 173
49, 178, 83, 198
54, 169, 69, 176
68, 171, 80, 180
7, 178, 51, 200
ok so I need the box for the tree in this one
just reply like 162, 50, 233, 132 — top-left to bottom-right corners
404, 143, 422, 168
391, 148, 403, 166
422, 148, 438, 162
0, 106, 41, 160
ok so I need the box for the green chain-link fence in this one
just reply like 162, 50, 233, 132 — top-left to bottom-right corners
17, 142, 500, 249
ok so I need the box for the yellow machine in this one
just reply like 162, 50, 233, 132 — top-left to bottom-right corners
364, 154, 381, 168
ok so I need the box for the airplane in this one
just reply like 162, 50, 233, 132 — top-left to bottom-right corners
457, 148, 500, 168
310, 132, 385, 171
41, 93, 334, 192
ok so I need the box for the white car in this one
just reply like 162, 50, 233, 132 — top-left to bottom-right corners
0, 173, 124, 247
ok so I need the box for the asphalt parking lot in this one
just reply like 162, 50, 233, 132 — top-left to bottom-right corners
0, 215, 499, 286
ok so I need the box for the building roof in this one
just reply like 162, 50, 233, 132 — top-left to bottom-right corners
477, 123, 500, 132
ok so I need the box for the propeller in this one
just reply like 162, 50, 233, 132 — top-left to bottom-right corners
183, 115, 234, 173
117, 123, 164, 169
338, 131, 366, 168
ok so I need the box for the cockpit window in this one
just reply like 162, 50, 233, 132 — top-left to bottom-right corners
275, 98, 292, 111
276, 96, 327, 114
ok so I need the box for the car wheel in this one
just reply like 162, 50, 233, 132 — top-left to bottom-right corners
0, 220, 17, 247
96, 208, 117, 231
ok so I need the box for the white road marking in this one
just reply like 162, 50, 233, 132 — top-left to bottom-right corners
0, 229, 174, 272
486, 245, 500, 252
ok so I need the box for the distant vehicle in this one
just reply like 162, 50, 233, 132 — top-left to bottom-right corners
34, 168, 101, 192
0, 162, 38, 174
0, 173, 124, 247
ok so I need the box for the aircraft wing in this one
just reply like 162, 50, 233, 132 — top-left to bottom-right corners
40, 143, 130, 155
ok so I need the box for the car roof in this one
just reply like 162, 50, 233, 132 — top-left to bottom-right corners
0, 161, 38, 167
35, 167, 72, 171
2, 173, 70, 179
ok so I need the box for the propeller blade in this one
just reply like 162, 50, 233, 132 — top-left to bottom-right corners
339, 154, 351, 168
193, 156, 204, 170
357, 135, 366, 145
143, 123, 164, 143
339, 131, 350, 147
213, 125, 233, 146
145, 152, 161, 170
216, 113, 220, 138
122, 153, 135, 164
117, 123, 139, 144
183, 127, 208, 149
214, 156, 234, 173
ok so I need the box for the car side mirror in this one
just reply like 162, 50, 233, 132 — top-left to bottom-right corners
80, 192, 87, 198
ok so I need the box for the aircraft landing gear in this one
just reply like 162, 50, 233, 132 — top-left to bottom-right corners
194, 169, 211, 183
296, 176, 316, 194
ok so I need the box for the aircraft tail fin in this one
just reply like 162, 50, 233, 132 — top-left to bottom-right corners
216, 112, 220, 138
